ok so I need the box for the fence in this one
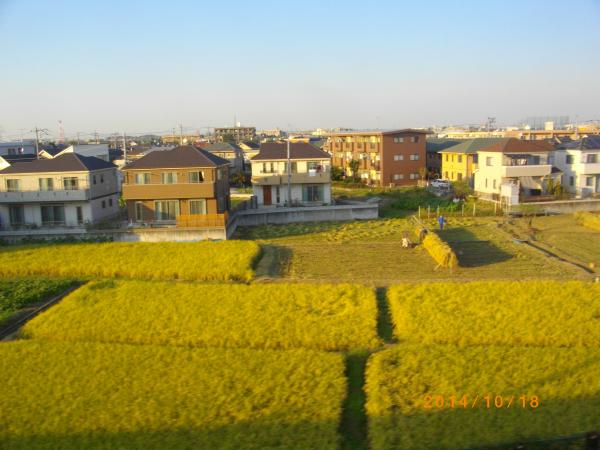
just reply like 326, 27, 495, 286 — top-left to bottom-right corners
417, 202, 504, 220
176, 213, 228, 228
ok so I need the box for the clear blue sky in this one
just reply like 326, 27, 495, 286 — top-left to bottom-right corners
1, 0, 599, 139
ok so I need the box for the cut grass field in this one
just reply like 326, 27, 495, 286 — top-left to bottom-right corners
0, 279, 75, 326
389, 281, 600, 347
0, 340, 346, 450
23, 280, 380, 351
0, 241, 260, 282
365, 344, 600, 450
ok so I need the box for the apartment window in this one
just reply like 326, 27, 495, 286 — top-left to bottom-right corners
411, 136, 419, 143
262, 162, 275, 173
486, 157, 493, 166
41, 204, 65, 225
566, 155, 574, 164
458, 155, 463, 163
154, 200, 179, 220
569, 176, 575, 186
63, 177, 79, 190
134, 173, 151, 184
38, 178, 54, 191
284, 161, 298, 173
161, 172, 178, 184
76, 206, 83, 225
493, 179, 497, 189
9, 205, 24, 225
93, 175, 97, 185
587, 154, 598, 164
445, 155, 449, 162
108, 198, 113, 207
5, 179, 20, 192
393, 174, 404, 180
457, 173, 463, 181
369, 143, 376, 149
394, 155, 404, 161
101, 200, 106, 209
135, 202, 144, 221
409, 173, 419, 180
586, 177, 594, 187
100, 174, 104, 183
189, 199, 207, 215
393, 137, 405, 143
409, 154, 419, 161
188, 171, 205, 183
302, 184, 323, 203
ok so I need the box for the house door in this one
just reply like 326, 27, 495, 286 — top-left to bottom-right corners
263, 186, 272, 205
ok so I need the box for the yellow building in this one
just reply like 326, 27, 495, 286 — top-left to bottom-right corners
439, 138, 505, 185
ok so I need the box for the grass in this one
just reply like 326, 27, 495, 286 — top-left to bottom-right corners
0, 340, 346, 450
0, 279, 75, 326
365, 344, 600, 450
0, 241, 260, 282
23, 280, 381, 351
388, 281, 600, 347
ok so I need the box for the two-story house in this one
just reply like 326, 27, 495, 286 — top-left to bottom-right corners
0, 153, 119, 229
323, 129, 429, 186
555, 135, 600, 197
200, 142, 245, 175
473, 138, 559, 204
121, 145, 230, 223
439, 138, 505, 186
251, 143, 331, 207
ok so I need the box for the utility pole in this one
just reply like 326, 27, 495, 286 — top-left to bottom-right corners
179, 124, 183, 145
32, 126, 49, 159
94, 130, 99, 144
286, 139, 292, 207
77, 132, 81, 144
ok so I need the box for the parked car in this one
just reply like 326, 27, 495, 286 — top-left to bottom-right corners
430, 179, 451, 189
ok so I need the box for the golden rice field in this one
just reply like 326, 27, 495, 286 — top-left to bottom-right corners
365, 344, 600, 450
0, 340, 346, 450
23, 280, 380, 351
388, 281, 600, 347
0, 241, 260, 282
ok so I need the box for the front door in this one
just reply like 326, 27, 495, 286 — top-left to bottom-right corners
263, 185, 272, 205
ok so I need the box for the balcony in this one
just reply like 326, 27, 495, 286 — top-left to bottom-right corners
0, 189, 90, 203
500, 164, 552, 178
252, 171, 331, 185
122, 182, 215, 200
580, 163, 600, 175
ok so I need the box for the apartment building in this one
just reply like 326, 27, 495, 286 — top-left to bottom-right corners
439, 138, 505, 185
121, 145, 230, 223
251, 143, 331, 207
323, 129, 429, 186
214, 126, 256, 143
555, 136, 600, 197
0, 153, 119, 229
473, 139, 559, 204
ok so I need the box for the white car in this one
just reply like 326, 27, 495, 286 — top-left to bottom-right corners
430, 179, 451, 189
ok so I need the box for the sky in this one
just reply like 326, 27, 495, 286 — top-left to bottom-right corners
1, 0, 600, 140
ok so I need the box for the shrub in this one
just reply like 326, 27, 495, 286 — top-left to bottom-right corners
23, 281, 381, 351
575, 211, 600, 232
388, 281, 600, 347
0, 279, 75, 326
0, 241, 260, 282
415, 226, 459, 268
365, 344, 600, 450
0, 340, 345, 450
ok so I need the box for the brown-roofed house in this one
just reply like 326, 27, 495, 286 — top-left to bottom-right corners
121, 146, 231, 223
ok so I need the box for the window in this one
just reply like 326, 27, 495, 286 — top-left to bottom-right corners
284, 161, 298, 173
108, 198, 113, 207
569, 176, 575, 186
444, 171, 448, 178
394, 155, 404, 161
411, 136, 419, 143
458, 155, 463, 163
41, 204, 65, 225
493, 179, 497, 189
587, 154, 598, 164
409, 173, 419, 180
457, 173, 463, 181
135, 202, 144, 221
302, 184, 323, 202
189, 199, 207, 215
100, 174, 104, 183
473, 154, 478, 164
76, 206, 83, 224
445, 155, 449, 162
5, 179, 20, 192
39, 178, 54, 191
486, 157, 493, 166
393, 174, 404, 180
63, 177, 78, 190
393, 137, 405, 143
154, 200, 179, 220
586, 177, 594, 187
161, 172, 178, 184
307, 161, 322, 171
409, 154, 419, 161
275, 186, 281, 203
485, 178, 488, 188
566, 155, 574, 164
9, 205, 24, 226
101, 200, 106, 209
134, 173, 151, 184
188, 171, 204, 183
93, 175, 97, 185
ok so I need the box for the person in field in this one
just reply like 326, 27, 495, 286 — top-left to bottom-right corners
438, 215, 446, 231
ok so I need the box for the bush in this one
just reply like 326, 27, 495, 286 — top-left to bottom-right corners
0, 241, 260, 282
388, 281, 600, 346
23, 281, 381, 351
415, 226, 458, 268
365, 344, 600, 450
0, 279, 75, 326
0, 340, 345, 450
575, 211, 600, 232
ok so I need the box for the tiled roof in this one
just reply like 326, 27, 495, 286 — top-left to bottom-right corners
202, 142, 242, 153
438, 138, 507, 154
476, 138, 555, 153
0, 153, 116, 174
251, 143, 331, 161
559, 135, 600, 150
425, 138, 462, 153
122, 146, 230, 170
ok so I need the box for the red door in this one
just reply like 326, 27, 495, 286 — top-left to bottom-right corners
263, 185, 272, 205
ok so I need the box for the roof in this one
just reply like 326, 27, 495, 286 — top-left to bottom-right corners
475, 138, 555, 154
1, 154, 38, 163
425, 138, 462, 153
240, 140, 259, 149
252, 143, 331, 161
202, 142, 242, 153
438, 138, 507, 154
122, 145, 230, 170
329, 128, 430, 137
559, 135, 600, 150
0, 153, 116, 174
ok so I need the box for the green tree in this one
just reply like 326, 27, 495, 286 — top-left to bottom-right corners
331, 166, 344, 181
348, 159, 360, 182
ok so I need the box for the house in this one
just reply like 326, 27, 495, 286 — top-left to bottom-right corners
251, 142, 331, 207
555, 135, 600, 197
53, 144, 110, 161
201, 142, 245, 175
439, 138, 505, 185
239, 141, 260, 162
323, 129, 429, 186
121, 145, 230, 223
0, 153, 119, 229
473, 138, 560, 204
0, 141, 36, 157
425, 138, 461, 177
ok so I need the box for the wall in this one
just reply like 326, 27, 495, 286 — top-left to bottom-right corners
380, 133, 426, 186
509, 198, 600, 214
474, 151, 504, 196
252, 183, 332, 206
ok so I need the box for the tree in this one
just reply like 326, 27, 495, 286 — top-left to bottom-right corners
331, 166, 344, 181
348, 159, 360, 182
231, 171, 247, 187
452, 180, 473, 199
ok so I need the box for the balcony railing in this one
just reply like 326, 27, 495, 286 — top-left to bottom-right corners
176, 213, 228, 228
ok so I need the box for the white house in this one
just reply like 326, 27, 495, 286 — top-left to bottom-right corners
251, 142, 331, 207
0, 153, 119, 229
554, 136, 600, 197
51, 144, 110, 161
473, 138, 560, 204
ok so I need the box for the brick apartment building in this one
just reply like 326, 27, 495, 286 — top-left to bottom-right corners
323, 129, 429, 186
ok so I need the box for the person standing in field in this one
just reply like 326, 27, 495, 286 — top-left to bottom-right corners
438, 214, 446, 231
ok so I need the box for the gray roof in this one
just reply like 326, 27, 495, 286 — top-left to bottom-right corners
252, 143, 331, 161
438, 138, 507, 154
123, 145, 230, 170
0, 153, 116, 174
559, 135, 600, 150
425, 138, 462, 153
203, 142, 242, 153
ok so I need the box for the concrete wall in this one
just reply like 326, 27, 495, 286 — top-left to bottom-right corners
509, 198, 600, 215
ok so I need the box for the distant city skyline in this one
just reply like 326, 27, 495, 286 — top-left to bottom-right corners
1, 0, 599, 140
